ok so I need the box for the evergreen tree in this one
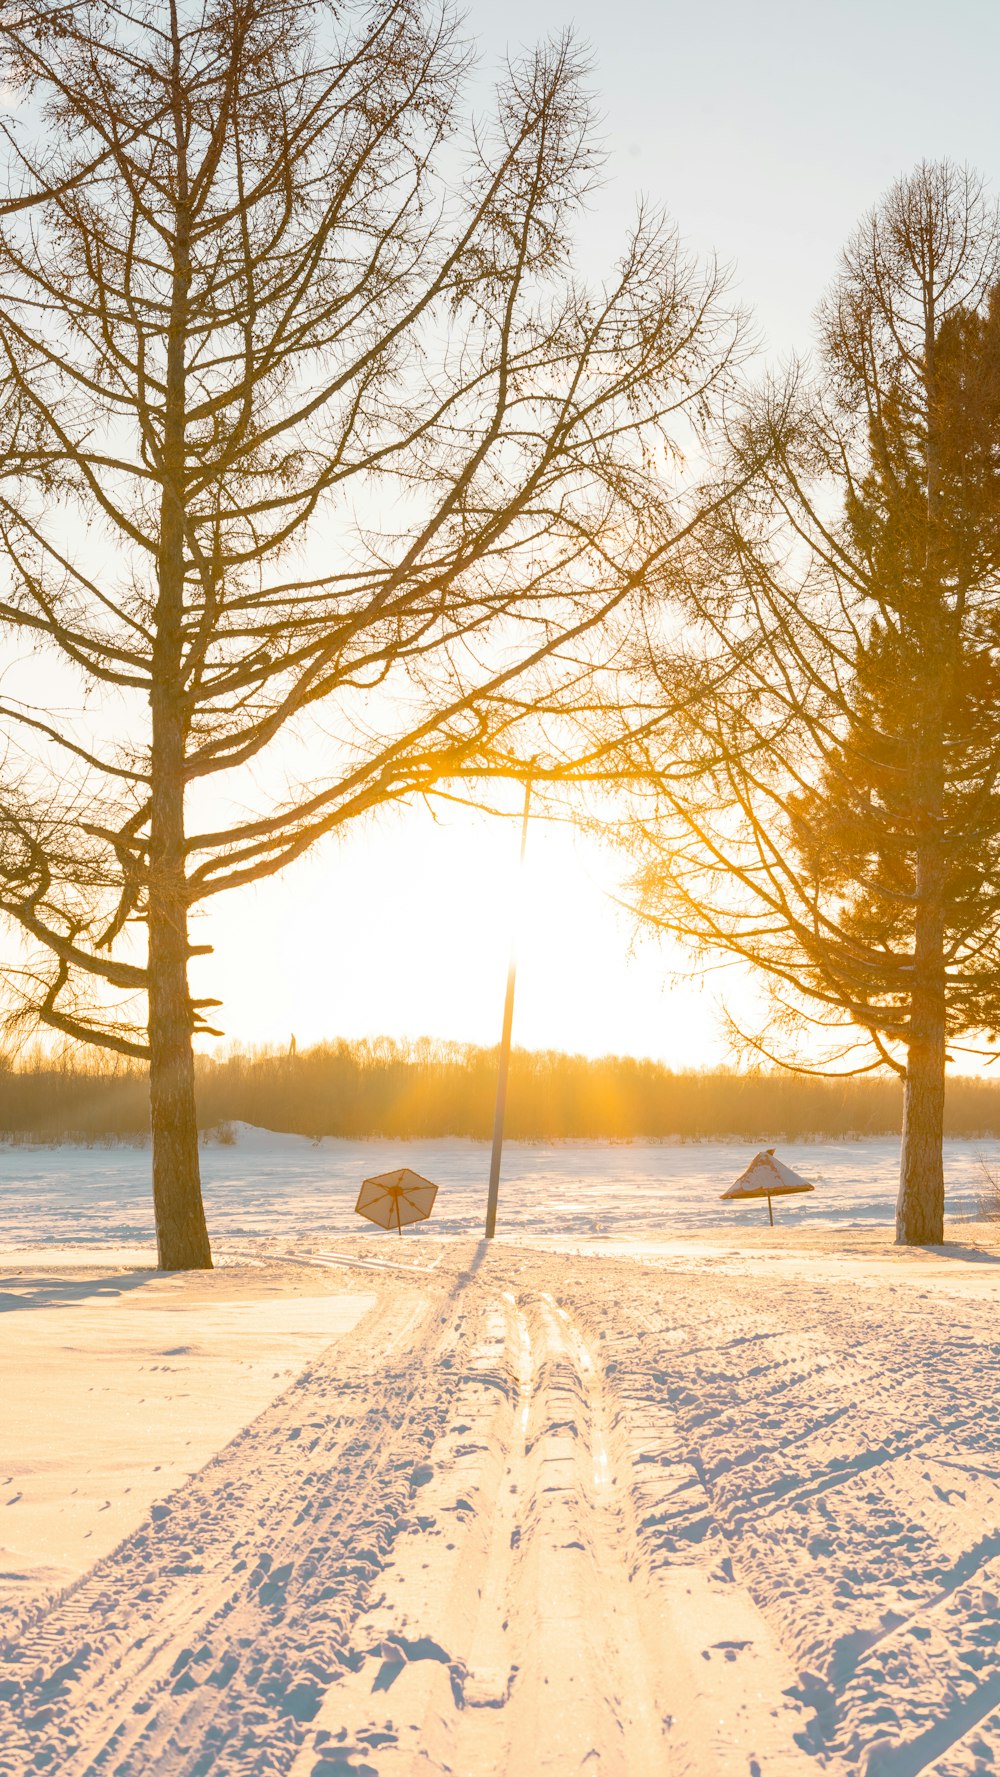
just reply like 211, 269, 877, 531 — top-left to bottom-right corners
629, 164, 1000, 1243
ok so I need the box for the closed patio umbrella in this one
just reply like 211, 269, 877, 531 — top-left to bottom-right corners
721, 1148, 814, 1226
355, 1168, 438, 1236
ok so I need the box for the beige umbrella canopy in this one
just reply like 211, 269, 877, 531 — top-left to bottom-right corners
355, 1168, 438, 1236
721, 1148, 815, 1226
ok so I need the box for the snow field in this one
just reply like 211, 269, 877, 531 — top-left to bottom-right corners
1, 1233, 998, 1775
0, 1264, 375, 1641
0, 1126, 996, 1253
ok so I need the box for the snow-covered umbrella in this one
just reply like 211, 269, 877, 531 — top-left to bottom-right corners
720, 1148, 814, 1226
355, 1168, 438, 1236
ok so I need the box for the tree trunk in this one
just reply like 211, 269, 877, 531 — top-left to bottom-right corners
148, 771, 211, 1271
147, 67, 211, 1272
148, 451, 211, 1268
896, 1001, 946, 1245
897, 653, 947, 1245
896, 284, 948, 1250
896, 739, 947, 1247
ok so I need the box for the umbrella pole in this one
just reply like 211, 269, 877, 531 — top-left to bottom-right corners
767, 1194, 774, 1227
397, 1197, 402, 1237
485, 777, 532, 1240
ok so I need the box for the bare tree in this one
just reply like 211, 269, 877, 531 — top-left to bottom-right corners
625, 162, 1000, 1246
0, 0, 742, 1267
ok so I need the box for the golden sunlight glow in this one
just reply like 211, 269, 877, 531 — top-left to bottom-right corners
193, 798, 734, 1067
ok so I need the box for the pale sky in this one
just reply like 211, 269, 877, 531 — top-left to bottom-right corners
191, 1, 1000, 1065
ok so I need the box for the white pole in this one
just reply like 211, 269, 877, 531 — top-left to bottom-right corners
484, 778, 532, 1239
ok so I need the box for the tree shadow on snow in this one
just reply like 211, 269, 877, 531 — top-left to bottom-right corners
0, 1270, 157, 1312
925, 1242, 1000, 1265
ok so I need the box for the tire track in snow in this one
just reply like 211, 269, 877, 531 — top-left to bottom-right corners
290, 1280, 678, 1776
588, 1261, 1000, 1777
286, 1288, 534, 1775
453, 1290, 670, 1775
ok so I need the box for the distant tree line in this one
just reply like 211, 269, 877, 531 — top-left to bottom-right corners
5, 1038, 1000, 1145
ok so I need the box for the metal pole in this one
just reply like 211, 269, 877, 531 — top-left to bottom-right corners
767, 1195, 774, 1228
485, 778, 532, 1239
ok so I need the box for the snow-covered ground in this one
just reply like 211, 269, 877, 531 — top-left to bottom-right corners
2, 1135, 999, 1775
0, 1124, 996, 1248
0, 1257, 375, 1640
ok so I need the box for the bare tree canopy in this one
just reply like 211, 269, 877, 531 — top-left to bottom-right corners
625, 161, 1000, 1246
0, 0, 743, 1265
